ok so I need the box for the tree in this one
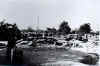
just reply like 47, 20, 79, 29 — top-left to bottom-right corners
46, 27, 57, 35
0, 21, 22, 41
58, 21, 71, 35
79, 23, 91, 34
27, 27, 34, 32
22, 27, 34, 32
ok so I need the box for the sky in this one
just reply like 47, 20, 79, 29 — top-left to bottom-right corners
0, 0, 100, 31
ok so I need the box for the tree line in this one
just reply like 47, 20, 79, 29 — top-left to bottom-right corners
0, 19, 96, 41
22, 20, 92, 35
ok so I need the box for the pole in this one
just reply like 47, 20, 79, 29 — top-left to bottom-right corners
37, 16, 39, 30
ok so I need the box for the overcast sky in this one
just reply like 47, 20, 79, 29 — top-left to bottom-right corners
0, 0, 100, 31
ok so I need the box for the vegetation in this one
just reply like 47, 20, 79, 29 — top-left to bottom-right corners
58, 21, 71, 35
79, 23, 91, 34
22, 26, 34, 32
46, 27, 57, 35
0, 20, 22, 41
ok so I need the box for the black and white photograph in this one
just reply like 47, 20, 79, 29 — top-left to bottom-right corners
0, 0, 100, 66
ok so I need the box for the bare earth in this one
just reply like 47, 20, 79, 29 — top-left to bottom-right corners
0, 47, 97, 66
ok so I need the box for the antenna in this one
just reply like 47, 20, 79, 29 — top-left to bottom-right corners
37, 16, 39, 30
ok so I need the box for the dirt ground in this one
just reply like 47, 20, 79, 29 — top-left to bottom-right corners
0, 47, 91, 66
22, 47, 87, 66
